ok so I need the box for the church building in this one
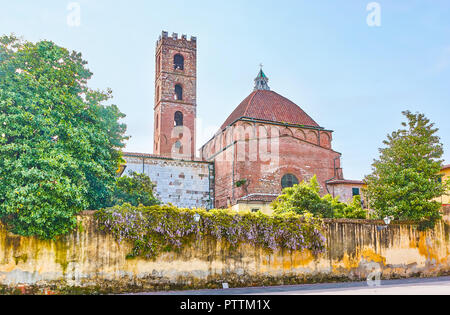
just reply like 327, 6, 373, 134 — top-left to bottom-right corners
122, 31, 364, 212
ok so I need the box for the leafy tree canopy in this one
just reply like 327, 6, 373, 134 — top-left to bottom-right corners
272, 175, 367, 219
112, 172, 160, 207
329, 195, 368, 219
0, 35, 128, 239
364, 111, 448, 225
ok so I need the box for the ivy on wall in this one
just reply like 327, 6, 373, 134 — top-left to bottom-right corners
95, 204, 326, 259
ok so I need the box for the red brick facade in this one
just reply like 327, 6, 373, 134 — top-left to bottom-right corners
154, 32, 197, 160
201, 120, 344, 208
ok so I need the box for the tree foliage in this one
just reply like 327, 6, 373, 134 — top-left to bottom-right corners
329, 195, 368, 219
112, 172, 160, 207
364, 111, 448, 225
271, 176, 367, 219
0, 35, 128, 239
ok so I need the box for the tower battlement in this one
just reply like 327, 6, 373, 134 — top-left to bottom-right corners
156, 31, 197, 48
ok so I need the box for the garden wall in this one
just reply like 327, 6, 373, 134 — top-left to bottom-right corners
0, 210, 449, 293
123, 153, 214, 210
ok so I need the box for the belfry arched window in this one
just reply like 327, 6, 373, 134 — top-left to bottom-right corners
281, 174, 299, 189
175, 84, 183, 101
156, 55, 161, 75
174, 54, 184, 70
174, 111, 183, 127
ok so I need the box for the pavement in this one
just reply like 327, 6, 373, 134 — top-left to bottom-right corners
134, 276, 450, 295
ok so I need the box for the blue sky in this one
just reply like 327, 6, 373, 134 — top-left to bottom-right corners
1, 0, 449, 180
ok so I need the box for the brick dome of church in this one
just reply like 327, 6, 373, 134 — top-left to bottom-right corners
221, 70, 320, 130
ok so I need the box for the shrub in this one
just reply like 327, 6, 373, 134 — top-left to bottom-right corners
272, 176, 367, 219
95, 204, 326, 259
272, 176, 334, 218
331, 195, 367, 219
112, 172, 159, 207
235, 179, 247, 188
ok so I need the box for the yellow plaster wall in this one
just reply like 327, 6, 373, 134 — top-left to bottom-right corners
0, 212, 449, 292
232, 202, 274, 215
439, 168, 450, 205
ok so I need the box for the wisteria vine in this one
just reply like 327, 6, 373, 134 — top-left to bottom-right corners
95, 204, 326, 259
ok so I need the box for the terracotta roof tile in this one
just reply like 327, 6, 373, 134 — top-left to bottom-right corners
327, 179, 365, 185
221, 90, 320, 130
238, 194, 279, 203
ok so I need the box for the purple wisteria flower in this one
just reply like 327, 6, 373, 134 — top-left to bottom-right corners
95, 205, 327, 259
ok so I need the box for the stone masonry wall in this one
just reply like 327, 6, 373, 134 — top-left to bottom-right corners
123, 154, 214, 209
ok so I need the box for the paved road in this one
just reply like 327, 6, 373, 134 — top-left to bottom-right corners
137, 276, 450, 295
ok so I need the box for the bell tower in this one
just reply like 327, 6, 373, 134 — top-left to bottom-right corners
154, 31, 197, 159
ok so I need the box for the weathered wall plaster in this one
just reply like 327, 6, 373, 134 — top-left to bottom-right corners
0, 211, 449, 293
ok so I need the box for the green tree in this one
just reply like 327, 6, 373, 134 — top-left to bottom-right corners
112, 172, 160, 207
330, 195, 367, 219
364, 111, 448, 226
272, 175, 368, 219
0, 35, 128, 239
272, 176, 334, 218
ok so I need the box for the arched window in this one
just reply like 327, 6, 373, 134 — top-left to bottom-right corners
281, 174, 299, 189
174, 54, 184, 70
156, 55, 161, 75
175, 84, 183, 101
174, 111, 183, 126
